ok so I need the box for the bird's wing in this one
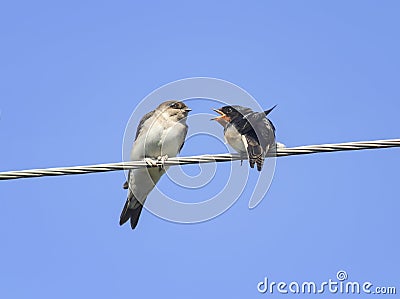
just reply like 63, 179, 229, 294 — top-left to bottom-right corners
135, 110, 156, 141
261, 105, 277, 134
243, 113, 276, 149
122, 110, 156, 189
243, 105, 276, 133
178, 123, 189, 153
253, 118, 275, 152
263, 105, 277, 117
266, 118, 276, 132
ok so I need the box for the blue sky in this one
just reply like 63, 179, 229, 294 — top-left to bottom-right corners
0, 1, 399, 298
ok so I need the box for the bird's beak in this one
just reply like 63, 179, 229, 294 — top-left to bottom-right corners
184, 108, 192, 112
211, 109, 229, 122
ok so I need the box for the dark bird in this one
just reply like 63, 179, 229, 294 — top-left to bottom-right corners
120, 100, 191, 229
212, 105, 277, 171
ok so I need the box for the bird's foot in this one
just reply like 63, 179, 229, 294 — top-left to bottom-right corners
239, 153, 246, 166
276, 142, 286, 148
157, 155, 169, 169
144, 158, 157, 167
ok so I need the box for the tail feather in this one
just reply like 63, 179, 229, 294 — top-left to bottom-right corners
247, 145, 264, 171
242, 135, 265, 171
119, 197, 144, 230
129, 205, 143, 229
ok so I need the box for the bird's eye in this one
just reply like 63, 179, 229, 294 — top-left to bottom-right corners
170, 103, 179, 109
226, 107, 232, 113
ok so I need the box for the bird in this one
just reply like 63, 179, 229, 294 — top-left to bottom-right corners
212, 105, 276, 171
120, 100, 191, 229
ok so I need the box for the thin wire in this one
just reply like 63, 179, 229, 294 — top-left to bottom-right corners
0, 138, 399, 181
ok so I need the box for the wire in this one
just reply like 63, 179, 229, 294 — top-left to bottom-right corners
0, 138, 399, 181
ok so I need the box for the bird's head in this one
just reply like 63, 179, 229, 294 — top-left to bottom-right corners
211, 105, 253, 124
157, 100, 192, 121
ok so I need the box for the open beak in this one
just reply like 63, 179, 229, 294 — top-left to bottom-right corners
211, 109, 230, 122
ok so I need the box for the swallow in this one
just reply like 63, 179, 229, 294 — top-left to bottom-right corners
212, 105, 276, 171
120, 100, 191, 229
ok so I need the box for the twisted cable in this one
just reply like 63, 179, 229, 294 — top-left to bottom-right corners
0, 139, 399, 181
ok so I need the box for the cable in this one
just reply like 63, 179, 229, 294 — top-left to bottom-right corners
0, 138, 399, 181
